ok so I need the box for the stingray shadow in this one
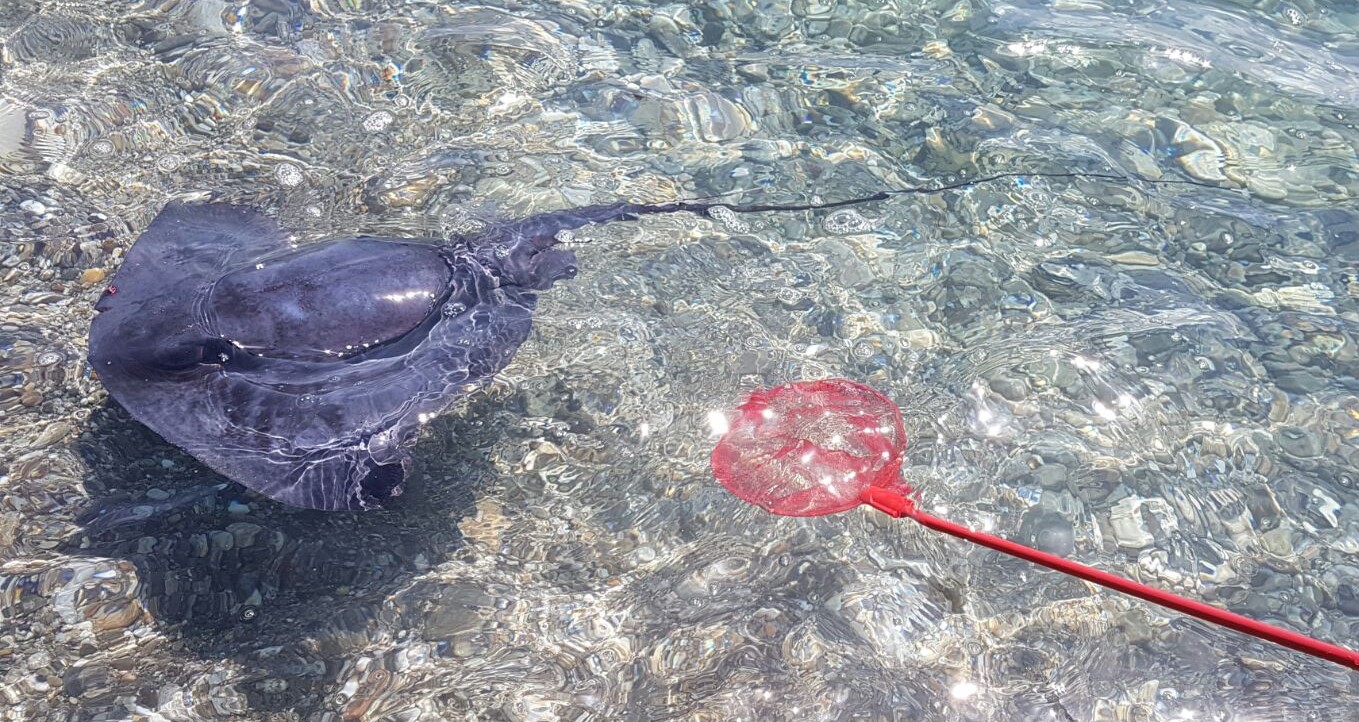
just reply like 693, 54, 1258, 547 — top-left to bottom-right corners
65, 389, 525, 714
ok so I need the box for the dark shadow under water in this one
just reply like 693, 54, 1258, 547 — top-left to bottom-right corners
64, 389, 532, 716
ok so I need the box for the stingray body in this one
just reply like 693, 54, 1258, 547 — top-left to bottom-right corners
88, 200, 700, 510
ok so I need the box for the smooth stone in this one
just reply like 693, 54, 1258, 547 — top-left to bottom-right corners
1109, 497, 1154, 549
423, 584, 491, 640
258, 678, 287, 693
90, 599, 141, 632
1273, 369, 1325, 394
1106, 251, 1160, 266
208, 530, 234, 552
1033, 463, 1069, 489
1260, 527, 1294, 557
903, 329, 940, 349
989, 373, 1029, 402
227, 522, 262, 548
189, 534, 209, 557
1337, 586, 1359, 617
1019, 509, 1076, 557
1275, 426, 1322, 458
31, 422, 70, 450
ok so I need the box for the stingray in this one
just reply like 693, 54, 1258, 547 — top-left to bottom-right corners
87, 172, 1215, 511
88, 197, 838, 510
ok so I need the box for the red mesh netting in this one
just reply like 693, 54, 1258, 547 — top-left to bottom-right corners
711, 379, 907, 517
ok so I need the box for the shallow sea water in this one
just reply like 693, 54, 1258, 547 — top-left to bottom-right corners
3, 0, 1359, 720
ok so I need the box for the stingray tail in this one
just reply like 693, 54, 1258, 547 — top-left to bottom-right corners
678, 170, 1228, 216
501, 195, 890, 250
485, 168, 1231, 285
513, 170, 1226, 245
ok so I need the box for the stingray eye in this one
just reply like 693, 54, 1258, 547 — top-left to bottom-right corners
155, 339, 236, 371
154, 342, 205, 371
201, 338, 236, 365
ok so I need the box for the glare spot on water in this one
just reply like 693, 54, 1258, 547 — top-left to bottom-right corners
1072, 355, 1102, 371
275, 162, 304, 187
1006, 39, 1049, 56
950, 681, 979, 700
363, 110, 394, 132
707, 410, 729, 436
706, 205, 750, 233
823, 208, 871, 234
156, 154, 184, 172
1153, 46, 1211, 69
383, 290, 436, 303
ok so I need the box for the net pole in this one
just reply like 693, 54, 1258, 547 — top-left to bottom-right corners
860, 487, 1359, 671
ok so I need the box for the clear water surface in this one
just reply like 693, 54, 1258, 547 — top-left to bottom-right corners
2, 0, 1359, 720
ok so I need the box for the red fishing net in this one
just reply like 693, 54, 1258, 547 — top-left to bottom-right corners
710, 379, 907, 516
707, 377, 1359, 670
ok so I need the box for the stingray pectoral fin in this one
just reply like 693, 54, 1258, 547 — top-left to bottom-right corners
120, 202, 291, 278
203, 434, 410, 511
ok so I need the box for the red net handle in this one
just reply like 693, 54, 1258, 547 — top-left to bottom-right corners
861, 487, 1359, 671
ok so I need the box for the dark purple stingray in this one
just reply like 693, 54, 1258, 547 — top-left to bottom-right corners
89, 198, 843, 511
